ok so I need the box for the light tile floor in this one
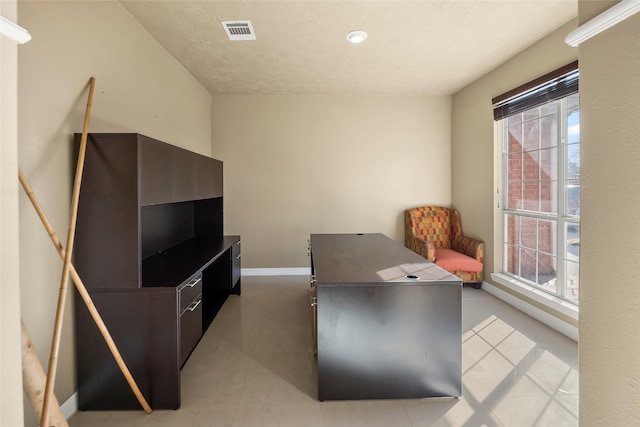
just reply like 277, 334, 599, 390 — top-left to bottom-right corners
69, 276, 578, 427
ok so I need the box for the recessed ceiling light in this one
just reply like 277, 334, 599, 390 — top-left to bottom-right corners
346, 30, 367, 44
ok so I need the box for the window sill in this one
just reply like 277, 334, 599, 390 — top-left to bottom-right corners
490, 273, 579, 322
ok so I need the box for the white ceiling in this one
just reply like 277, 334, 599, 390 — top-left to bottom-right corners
120, 1, 577, 96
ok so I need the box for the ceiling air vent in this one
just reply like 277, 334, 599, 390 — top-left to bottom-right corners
221, 20, 256, 41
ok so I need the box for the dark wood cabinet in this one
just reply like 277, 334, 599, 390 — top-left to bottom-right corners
195, 155, 223, 199
74, 133, 240, 411
173, 148, 196, 202
140, 137, 174, 205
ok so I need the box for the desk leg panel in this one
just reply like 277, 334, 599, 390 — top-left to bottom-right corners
317, 284, 461, 401
75, 288, 180, 410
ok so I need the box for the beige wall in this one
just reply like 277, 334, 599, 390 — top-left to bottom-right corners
212, 95, 452, 268
11, 2, 639, 425
578, 1, 640, 424
17, 1, 211, 424
451, 19, 577, 320
1, 1, 25, 425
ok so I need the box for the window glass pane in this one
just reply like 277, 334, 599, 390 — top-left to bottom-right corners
523, 150, 539, 180
539, 148, 557, 180
506, 214, 520, 245
541, 114, 558, 148
567, 93, 579, 111
507, 153, 522, 181
520, 217, 537, 250
520, 248, 537, 283
523, 119, 539, 151
537, 253, 557, 288
507, 181, 522, 210
507, 124, 523, 153
540, 180, 558, 214
566, 180, 580, 217
540, 101, 557, 117
523, 106, 539, 121
567, 143, 580, 173
538, 219, 557, 255
566, 260, 579, 303
522, 181, 539, 211
566, 103, 580, 218
567, 110, 579, 144
508, 113, 522, 126
506, 244, 519, 276
566, 223, 580, 260
540, 225, 556, 293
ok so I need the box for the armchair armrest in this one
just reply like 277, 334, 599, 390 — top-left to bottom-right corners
452, 236, 484, 264
406, 236, 436, 262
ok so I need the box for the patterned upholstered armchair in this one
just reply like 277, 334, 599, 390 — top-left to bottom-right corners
405, 206, 484, 288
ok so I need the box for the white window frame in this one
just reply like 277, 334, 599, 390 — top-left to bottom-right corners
492, 94, 580, 319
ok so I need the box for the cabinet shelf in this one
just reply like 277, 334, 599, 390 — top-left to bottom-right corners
142, 236, 239, 287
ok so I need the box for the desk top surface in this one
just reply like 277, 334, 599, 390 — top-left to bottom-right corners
310, 233, 460, 286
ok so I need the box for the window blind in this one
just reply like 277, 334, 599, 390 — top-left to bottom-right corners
492, 61, 578, 121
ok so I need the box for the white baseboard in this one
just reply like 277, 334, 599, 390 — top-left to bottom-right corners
482, 280, 578, 342
241, 267, 311, 276
61, 392, 77, 421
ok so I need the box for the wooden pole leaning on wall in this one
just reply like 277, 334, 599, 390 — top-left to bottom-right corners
40, 76, 95, 427
35, 77, 150, 425
18, 169, 152, 415
21, 321, 69, 427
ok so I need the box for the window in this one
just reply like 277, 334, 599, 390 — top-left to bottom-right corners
494, 64, 580, 304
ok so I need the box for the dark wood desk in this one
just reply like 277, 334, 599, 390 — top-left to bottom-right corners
309, 233, 462, 401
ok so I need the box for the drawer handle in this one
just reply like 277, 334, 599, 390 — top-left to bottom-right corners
235, 254, 241, 260
187, 299, 202, 312
187, 277, 202, 288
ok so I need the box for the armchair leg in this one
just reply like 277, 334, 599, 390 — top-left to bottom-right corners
471, 282, 482, 290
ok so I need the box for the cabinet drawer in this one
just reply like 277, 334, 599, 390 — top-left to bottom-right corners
180, 293, 202, 366
179, 275, 202, 313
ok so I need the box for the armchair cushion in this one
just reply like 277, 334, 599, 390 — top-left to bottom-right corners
435, 248, 483, 273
